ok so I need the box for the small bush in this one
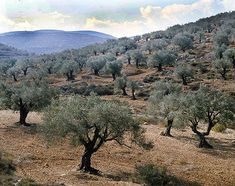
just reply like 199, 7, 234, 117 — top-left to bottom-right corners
60, 84, 114, 96
0, 153, 15, 175
135, 164, 169, 186
134, 164, 200, 186
143, 74, 161, 83
212, 123, 227, 133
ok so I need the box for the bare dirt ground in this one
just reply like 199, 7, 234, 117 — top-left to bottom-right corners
0, 110, 235, 186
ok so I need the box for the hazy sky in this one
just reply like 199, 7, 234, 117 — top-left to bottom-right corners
0, 0, 234, 37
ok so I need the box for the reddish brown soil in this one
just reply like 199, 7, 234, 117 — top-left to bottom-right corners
0, 110, 234, 186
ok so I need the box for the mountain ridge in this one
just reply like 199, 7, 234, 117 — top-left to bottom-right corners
0, 30, 115, 54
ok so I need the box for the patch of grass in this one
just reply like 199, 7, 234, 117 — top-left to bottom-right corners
134, 164, 201, 186
0, 152, 15, 175
212, 124, 227, 133
136, 115, 157, 125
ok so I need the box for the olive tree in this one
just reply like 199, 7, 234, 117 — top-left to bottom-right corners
173, 33, 193, 52
214, 44, 227, 59
115, 77, 128, 96
127, 81, 140, 100
175, 65, 193, 85
118, 37, 136, 52
213, 32, 229, 47
125, 51, 132, 65
148, 81, 182, 136
16, 58, 34, 76
147, 50, 176, 71
0, 59, 16, 79
0, 80, 57, 126
106, 60, 123, 81
213, 59, 232, 80
142, 39, 168, 54
87, 56, 106, 76
41, 95, 149, 173
7, 66, 21, 82
223, 48, 235, 68
180, 86, 234, 148
130, 50, 145, 68
59, 59, 79, 81
40, 55, 56, 74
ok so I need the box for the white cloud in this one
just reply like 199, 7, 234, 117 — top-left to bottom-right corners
222, 0, 235, 11
83, 17, 146, 37
0, 0, 235, 37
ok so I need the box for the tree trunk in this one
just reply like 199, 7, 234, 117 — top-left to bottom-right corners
131, 90, 136, 100
128, 58, 131, 65
182, 76, 187, 85
221, 68, 227, 80
198, 134, 213, 148
161, 119, 173, 137
19, 106, 29, 126
23, 69, 27, 76
112, 73, 116, 81
48, 68, 52, 74
122, 88, 128, 96
157, 64, 162, 71
136, 59, 139, 68
232, 58, 235, 68
191, 123, 213, 148
94, 69, 99, 76
79, 148, 99, 174
13, 75, 17, 82
69, 70, 75, 80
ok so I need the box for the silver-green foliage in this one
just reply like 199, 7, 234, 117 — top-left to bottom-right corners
41, 95, 148, 171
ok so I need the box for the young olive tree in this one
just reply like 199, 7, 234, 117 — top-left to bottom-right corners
173, 33, 193, 52
127, 81, 140, 100
213, 59, 232, 80
40, 55, 56, 74
148, 81, 182, 136
16, 58, 34, 76
223, 48, 235, 68
180, 86, 234, 148
125, 51, 132, 65
106, 60, 123, 81
87, 56, 106, 76
214, 44, 227, 59
213, 32, 229, 47
0, 80, 57, 126
7, 66, 21, 82
41, 95, 149, 173
0, 59, 16, 79
147, 50, 176, 71
175, 65, 193, 85
59, 59, 79, 81
130, 49, 145, 68
115, 77, 128, 96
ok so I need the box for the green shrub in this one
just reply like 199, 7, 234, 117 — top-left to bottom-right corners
0, 153, 15, 175
134, 164, 200, 186
212, 123, 227, 133
135, 164, 169, 186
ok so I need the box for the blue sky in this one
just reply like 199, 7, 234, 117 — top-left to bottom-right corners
0, 0, 234, 37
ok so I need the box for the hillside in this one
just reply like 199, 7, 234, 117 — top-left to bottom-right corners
0, 30, 115, 54
0, 11, 235, 186
0, 43, 28, 60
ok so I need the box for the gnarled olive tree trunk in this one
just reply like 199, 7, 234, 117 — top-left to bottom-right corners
161, 119, 173, 137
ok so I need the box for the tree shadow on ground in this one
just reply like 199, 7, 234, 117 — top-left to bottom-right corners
175, 134, 235, 159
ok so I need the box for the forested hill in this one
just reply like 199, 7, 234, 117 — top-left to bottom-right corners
0, 43, 28, 60
0, 30, 115, 54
